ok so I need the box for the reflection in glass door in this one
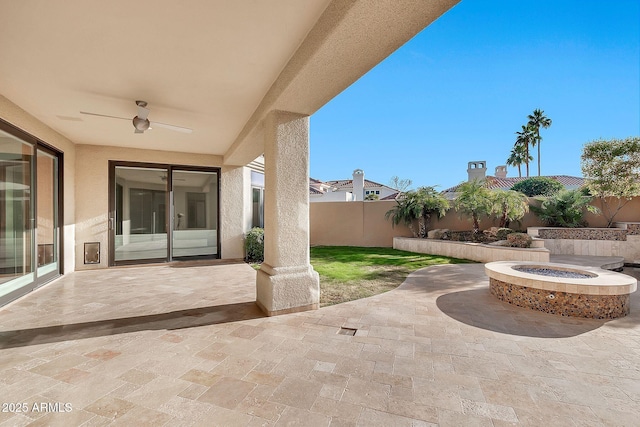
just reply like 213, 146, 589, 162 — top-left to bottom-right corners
113, 166, 168, 262
172, 170, 219, 258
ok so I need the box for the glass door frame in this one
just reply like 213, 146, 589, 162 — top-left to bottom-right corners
0, 119, 64, 306
108, 161, 221, 266
35, 144, 63, 285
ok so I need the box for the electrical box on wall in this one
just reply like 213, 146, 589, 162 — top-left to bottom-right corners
84, 242, 100, 264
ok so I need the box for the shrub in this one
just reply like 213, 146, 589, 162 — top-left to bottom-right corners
506, 232, 532, 248
496, 228, 514, 240
531, 189, 600, 228
511, 177, 563, 197
245, 227, 264, 262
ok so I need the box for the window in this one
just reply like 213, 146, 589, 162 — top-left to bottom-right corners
252, 187, 264, 228
251, 171, 265, 229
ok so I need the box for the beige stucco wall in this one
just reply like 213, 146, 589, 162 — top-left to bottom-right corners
310, 197, 640, 248
310, 201, 412, 247
0, 95, 76, 274
74, 145, 245, 270
584, 197, 640, 227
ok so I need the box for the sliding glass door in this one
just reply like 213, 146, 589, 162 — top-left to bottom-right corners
110, 162, 219, 265
113, 166, 168, 262
0, 124, 62, 306
172, 170, 219, 259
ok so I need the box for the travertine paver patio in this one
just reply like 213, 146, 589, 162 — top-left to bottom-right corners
0, 259, 638, 426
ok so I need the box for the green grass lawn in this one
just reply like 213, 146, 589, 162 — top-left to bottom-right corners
310, 246, 471, 306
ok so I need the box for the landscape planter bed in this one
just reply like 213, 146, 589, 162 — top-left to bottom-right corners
393, 237, 549, 264
485, 261, 637, 319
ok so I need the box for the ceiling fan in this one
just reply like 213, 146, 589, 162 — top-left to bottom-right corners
80, 100, 193, 134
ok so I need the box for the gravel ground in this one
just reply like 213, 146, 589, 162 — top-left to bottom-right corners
513, 267, 593, 279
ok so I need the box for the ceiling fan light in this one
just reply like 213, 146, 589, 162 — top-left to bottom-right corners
132, 116, 150, 132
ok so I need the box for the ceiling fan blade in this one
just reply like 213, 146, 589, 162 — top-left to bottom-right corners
150, 121, 193, 134
80, 111, 130, 121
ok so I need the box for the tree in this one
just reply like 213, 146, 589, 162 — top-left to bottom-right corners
385, 186, 449, 238
490, 189, 529, 228
527, 109, 552, 176
385, 193, 422, 237
453, 180, 493, 233
581, 137, 640, 227
388, 176, 413, 192
515, 124, 536, 177
413, 186, 450, 236
364, 193, 379, 201
511, 176, 563, 197
506, 141, 532, 178
531, 189, 599, 228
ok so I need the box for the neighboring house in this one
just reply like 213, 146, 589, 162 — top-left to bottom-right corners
442, 161, 586, 198
310, 169, 400, 202
0, 1, 457, 314
309, 178, 354, 202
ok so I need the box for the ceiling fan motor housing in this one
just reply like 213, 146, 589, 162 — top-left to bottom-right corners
132, 116, 150, 131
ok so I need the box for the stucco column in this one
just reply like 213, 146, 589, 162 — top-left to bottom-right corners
256, 110, 320, 316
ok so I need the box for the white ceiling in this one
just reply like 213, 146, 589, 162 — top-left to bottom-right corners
0, 0, 331, 155
0, 0, 459, 164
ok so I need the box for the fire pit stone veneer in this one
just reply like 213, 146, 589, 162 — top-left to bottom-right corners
485, 261, 637, 319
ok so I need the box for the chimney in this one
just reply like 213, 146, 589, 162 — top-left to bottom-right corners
495, 165, 507, 179
352, 169, 364, 201
467, 161, 487, 182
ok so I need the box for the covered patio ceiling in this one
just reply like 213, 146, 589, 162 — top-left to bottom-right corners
0, 0, 458, 165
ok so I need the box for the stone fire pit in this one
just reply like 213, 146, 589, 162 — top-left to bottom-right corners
485, 261, 637, 319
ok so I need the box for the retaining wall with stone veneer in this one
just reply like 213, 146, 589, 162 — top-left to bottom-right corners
489, 278, 630, 319
615, 222, 640, 236
537, 228, 627, 241
530, 226, 640, 263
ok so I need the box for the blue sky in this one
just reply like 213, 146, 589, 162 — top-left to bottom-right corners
309, 0, 640, 191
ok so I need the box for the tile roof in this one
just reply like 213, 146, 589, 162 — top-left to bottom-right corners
380, 192, 401, 200
326, 178, 394, 190
442, 175, 586, 194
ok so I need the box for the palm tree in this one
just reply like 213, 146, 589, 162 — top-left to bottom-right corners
506, 142, 532, 178
384, 193, 422, 237
527, 109, 552, 176
453, 179, 492, 233
490, 189, 529, 228
385, 187, 449, 237
515, 124, 535, 177
413, 186, 449, 235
